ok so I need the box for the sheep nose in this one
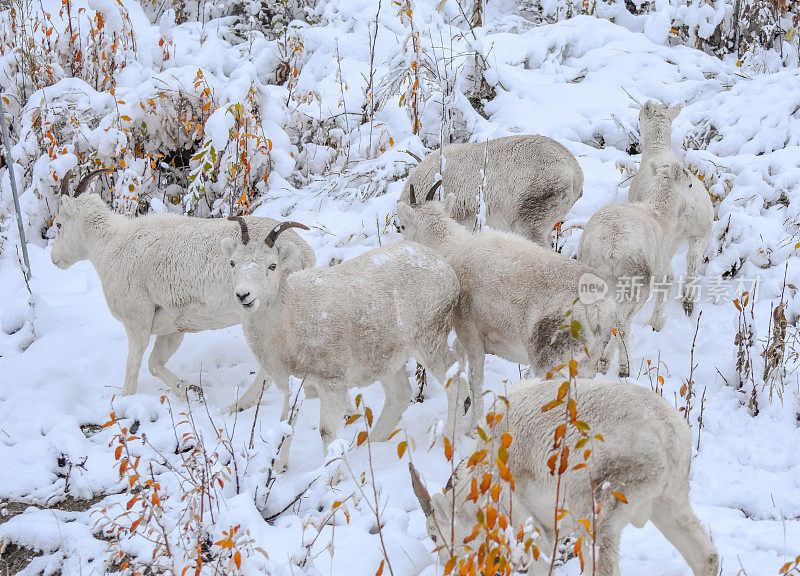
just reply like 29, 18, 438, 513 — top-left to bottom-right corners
236, 291, 250, 303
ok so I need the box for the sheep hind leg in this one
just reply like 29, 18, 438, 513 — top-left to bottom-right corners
371, 366, 412, 442
651, 495, 719, 576
148, 333, 185, 395
682, 237, 706, 317
420, 347, 466, 440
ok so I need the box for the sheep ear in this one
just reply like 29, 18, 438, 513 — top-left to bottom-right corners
221, 237, 235, 259
443, 193, 457, 216
277, 242, 302, 273
669, 103, 682, 121
642, 100, 654, 116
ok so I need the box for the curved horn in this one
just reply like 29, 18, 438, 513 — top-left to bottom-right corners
228, 216, 250, 245
408, 462, 433, 518
265, 221, 310, 248
73, 168, 114, 198
60, 170, 74, 196
425, 180, 443, 202
409, 184, 417, 206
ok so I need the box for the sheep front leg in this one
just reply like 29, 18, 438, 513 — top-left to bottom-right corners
316, 379, 347, 454
651, 495, 719, 576
122, 321, 153, 396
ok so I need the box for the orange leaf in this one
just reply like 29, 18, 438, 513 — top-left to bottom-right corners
397, 440, 407, 459
490, 483, 501, 502
357, 431, 368, 446
444, 437, 453, 461
234, 550, 241, 569
612, 491, 628, 504
444, 556, 456, 575
501, 432, 512, 448
568, 359, 578, 378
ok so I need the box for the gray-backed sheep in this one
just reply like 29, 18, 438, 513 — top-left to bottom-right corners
396, 192, 617, 431
410, 378, 719, 576
222, 223, 464, 467
51, 169, 315, 398
400, 135, 583, 246
628, 100, 713, 316
578, 161, 703, 377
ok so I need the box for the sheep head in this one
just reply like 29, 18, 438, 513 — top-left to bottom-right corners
221, 220, 310, 312
51, 168, 112, 269
638, 100, 682, 150
395, 185, 457, 243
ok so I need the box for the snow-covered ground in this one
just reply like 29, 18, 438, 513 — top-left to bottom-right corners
2, 0, 800, 574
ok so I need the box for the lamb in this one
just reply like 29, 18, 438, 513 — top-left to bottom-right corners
221, 221, 464, 467
396, 190, 617, 431
409, 378, 719, 576
400, 135, 583, 246
628, 100, 713, 316
50, 169, 315, 399
578, 161, 705, 377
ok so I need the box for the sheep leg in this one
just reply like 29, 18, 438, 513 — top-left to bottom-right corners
316, 379, 347, 455
228, 368, 272, 413
454, 322, 485, 434
591, 523, 622, 576
651, 496, 719, 576
148, 333, 185, 394
648, 271, 672, 332
371, 366, 412, 442
121, 321, 153, 396
682, 237, 706, 317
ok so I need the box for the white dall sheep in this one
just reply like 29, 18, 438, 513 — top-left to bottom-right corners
51, 169, 315, 398
628, 100, 713, 315
396, 190, 617, 431
410, 378, 719, 576
578, 161, 705, 377
221, 225, 464, 467
400, 135, 583, 246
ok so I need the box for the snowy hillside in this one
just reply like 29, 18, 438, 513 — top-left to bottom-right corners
1, 0, 800, 574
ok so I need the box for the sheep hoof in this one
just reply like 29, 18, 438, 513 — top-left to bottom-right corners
597, 358, 609, 375
618, 366, 630, 378
682, 298, 694, 316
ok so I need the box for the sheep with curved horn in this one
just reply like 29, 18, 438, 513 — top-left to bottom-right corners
400, 135, 583, 246
396, 192, 617, 430
50, 168, 316, 399
410, 378, 719, 576
223, 224, 465, 469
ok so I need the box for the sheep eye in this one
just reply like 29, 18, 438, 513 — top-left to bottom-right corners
431, 535, 437, 543
56, 223, 62, 229
230, 261, 235, 267
268, 263, 277, 271
401, 225, 405, 230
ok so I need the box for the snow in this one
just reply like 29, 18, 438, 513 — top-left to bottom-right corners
2, 0, 800, 574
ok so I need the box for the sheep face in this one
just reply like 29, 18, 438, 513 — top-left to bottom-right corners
221, 237, 302, 312
395, 193, 456, 243
50, 196, 92, 269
